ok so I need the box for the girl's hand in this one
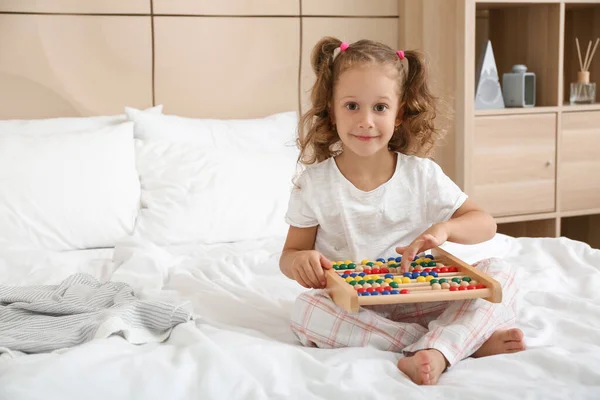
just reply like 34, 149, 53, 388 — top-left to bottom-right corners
290, 250, 333, 289
396, 223, 449, 272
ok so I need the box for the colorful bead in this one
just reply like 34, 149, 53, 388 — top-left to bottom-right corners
380, 268, 390, 273
354, 284, 363, 289
390, 282, 399, 288
439, 278, 447, 284
420, 271, 429, 277
384, 274, 394, 279
426, 276, 434, 282
428, 262, 436, 267
462, 277, 472, 282
452, 278, 461, 283
348, 263, 356, 269
441, 282, 450, 289
391, 290, 400, 295
449, 286, 459, 291
426, 255, 434, 260
395, 257, 402, 262
430, 279, 439, 284
361, 259, 369, 265
366, 262, 374, 267
476, 284, 486, 289
402, 277, 411, 284
460, 281, 469, 287
375, 279, 384, 284
431, 283, 442, 290
388, 257, 396, 262
377, 258, 386, 263
400, 289, 410, 294
363, 283, 372, 289
416, 276, 426, 283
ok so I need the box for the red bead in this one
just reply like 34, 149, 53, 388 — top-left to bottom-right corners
467, 285, 476, 290
476, 284, 486, 289
366, 288, 374, 292
357, 288, 365, 293
363, 268, 372, 273
371, 268, 381, 274
459, 286, 467, 290
424, 268, 431, 272
449, 266, 458, 272
384, 286, 392, 291
432, 268, 440, 273
440, 267, 449, 273
376, 287, 384, 293
380, 268, 389, 273
449, 286, 459, 291
400, 289, 410, 294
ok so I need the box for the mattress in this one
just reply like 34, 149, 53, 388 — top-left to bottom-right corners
0, 234, 599, 400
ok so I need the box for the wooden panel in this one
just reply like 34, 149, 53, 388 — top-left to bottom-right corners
0, 15, 152, 119
154, 17, 299, 118
152, 0, 298, 15
563, 5, 600, 104
0, 0, 149, 13
486, 4, 562, 106
472, 114, 557, 216
300, 17, 398, 113
497, 218, 558, 238
302, 0, 398, 16
560, 111, 600, 211
561, 214, 600, 250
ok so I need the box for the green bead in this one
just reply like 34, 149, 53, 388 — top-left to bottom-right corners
349, 281, 357, 285
348, 263, 356, 269
366, 262, 374, 267
411, 262, 418, 267
452, 277, 461, 283
376, 279, 384, 284
439, 278, 447, 284
333, 265, 340, 270
420, 262, 429, 266
428, 262, 436, 267
339, 264, 347, 269
358, 280, 366, 285
390, 282, 399, 288
430, 279, 439, 285
367, 280, 375, 284
462, 277, 472, 282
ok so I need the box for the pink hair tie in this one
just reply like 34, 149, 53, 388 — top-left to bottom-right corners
340, 42, 350, 52
396, 50, 405, 60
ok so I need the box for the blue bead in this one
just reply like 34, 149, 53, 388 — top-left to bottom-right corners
376, 258, 385, 263
426, 255, 434, 260
430, 271, 438, 277
370, 291, 380, 296
387, 257, 395, 261
350, 273, 358, 278
413, 256, 419, 261
403, 272, 412, 277
412, 272, 421, 279
384, 274, 394, 279
361, 291, 370, 296
420, 271, 429, 277
342, 274, 350, 279
359, 272, 366, 277
390, 290, 400, 295
395, 257, 402, 262
381, 291, 390, 295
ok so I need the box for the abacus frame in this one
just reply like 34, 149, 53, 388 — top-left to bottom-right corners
325, 246, 502, 313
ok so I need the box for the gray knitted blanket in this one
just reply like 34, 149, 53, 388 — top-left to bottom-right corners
0, 273, 193, 354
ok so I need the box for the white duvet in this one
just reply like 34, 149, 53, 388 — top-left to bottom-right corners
1, 234, 599, 400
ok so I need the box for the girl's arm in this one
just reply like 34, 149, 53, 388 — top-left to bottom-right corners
280, 226, 332, 288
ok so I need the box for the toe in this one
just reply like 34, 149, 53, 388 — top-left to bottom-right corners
507, 328, 524, 342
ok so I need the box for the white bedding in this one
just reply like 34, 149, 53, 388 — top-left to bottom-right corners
1, 234, 599, 400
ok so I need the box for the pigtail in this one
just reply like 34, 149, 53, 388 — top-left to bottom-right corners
297, 37, 344, 165
389, 50, 443, 157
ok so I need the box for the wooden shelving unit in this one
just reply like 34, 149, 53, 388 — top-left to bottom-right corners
399, 0, 600, 249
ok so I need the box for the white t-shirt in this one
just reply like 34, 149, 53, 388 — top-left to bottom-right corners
284, 153, 468, 262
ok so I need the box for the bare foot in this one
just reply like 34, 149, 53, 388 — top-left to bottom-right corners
397, 349, 447, 385
472, 328, 525, 358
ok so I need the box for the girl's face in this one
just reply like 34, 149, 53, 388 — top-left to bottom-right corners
331, 63, 402, 158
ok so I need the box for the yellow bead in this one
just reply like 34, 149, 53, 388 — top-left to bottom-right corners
345, 260, 352, 264
332, 262, 337, 266
345, 277, 354, 282
388, 261, 396, 265
375, 261, 383, 266
394, 277, 403, 283
402, 277, 412, 284
372, 275, 380, 280
337, 261, 344, 265
361, 259, 369, 265
426, 276, 434, 282
384, 278, 393, 283
416, 276, 426, 283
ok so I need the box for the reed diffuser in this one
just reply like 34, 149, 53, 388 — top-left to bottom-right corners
570, 37, 599, 104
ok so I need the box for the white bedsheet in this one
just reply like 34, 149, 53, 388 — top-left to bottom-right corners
0, 234, 599, 400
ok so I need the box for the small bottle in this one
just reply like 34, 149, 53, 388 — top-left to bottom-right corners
570, 71, 596, 104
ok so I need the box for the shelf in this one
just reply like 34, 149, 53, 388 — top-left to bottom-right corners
475, 106, 560, 116
495, 212, 558, 224
475, 2, 562, 107
561, 102, 600, 111
476, 1, 561, 8
563, 4, 600, 104
497, 218, 558, 238
561, 214, 600, 249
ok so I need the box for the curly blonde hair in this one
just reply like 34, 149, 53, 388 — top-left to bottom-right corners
297, 36, 444, 165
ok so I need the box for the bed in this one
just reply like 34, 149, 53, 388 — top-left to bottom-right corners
1, 2, 600, 399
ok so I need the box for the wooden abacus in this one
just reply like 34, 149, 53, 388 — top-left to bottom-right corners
325, 246, 502, 313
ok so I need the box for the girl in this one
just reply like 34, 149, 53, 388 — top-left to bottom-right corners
279, 37, 525, 385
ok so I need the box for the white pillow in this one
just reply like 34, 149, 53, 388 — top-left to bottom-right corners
125, 107, 298, 155
0, 122, 141, 251
128, 109, 300, 245
133, 140, 297, 245
0, 105, 163, 137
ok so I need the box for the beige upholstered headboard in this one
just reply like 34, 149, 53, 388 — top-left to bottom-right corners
0, 0, 399, 120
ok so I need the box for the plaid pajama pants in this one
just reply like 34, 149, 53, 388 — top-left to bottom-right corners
290, 257, 518, 367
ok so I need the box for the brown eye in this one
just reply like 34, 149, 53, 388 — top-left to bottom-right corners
346, 103, 358, 111
374, 104, 388, 112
